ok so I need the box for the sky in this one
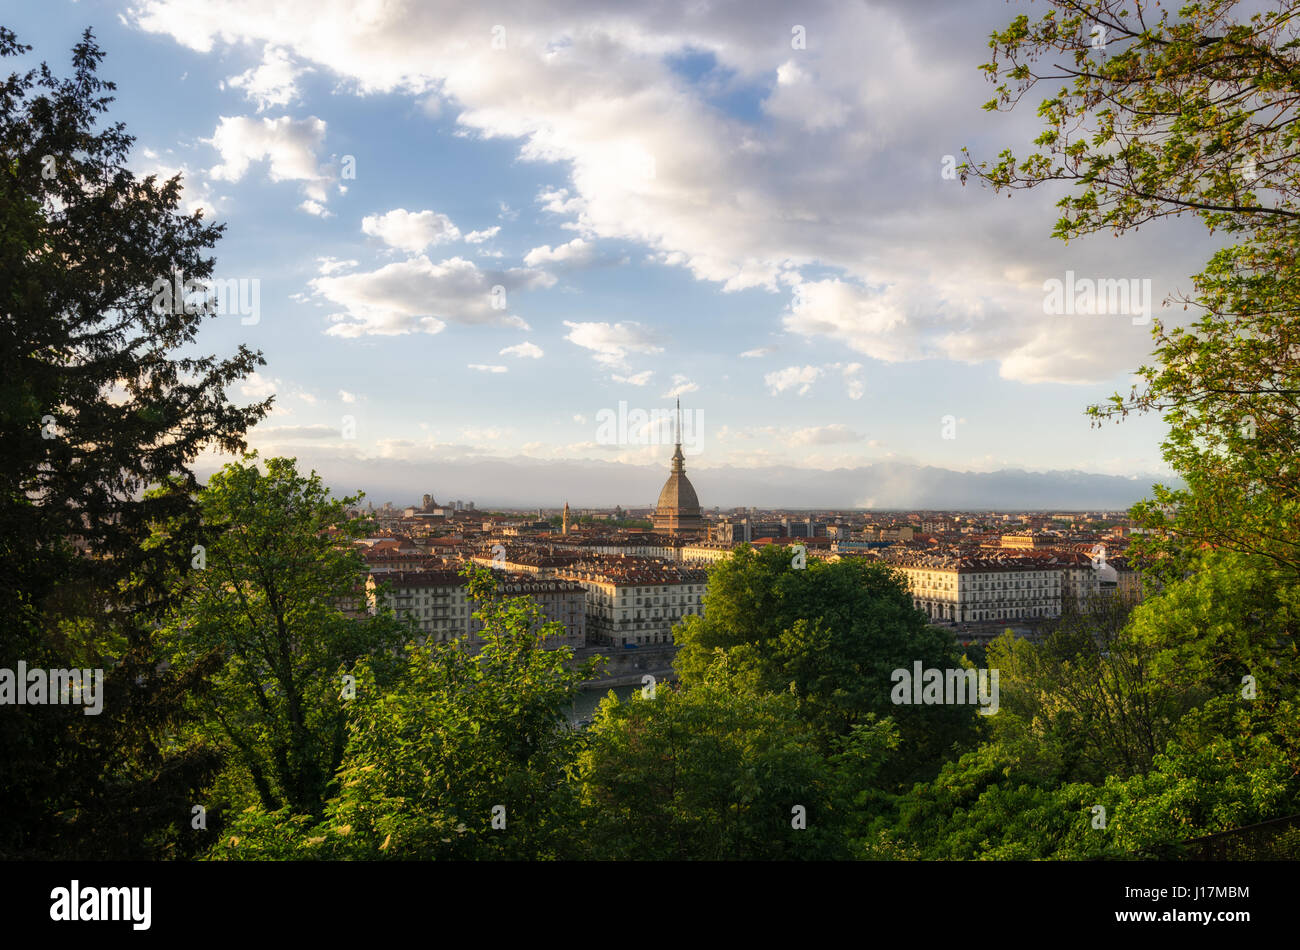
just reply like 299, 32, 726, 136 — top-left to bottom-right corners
9, 1, 1220, 507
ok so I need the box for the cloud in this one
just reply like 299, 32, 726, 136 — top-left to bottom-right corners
523, 237, 596, 268
316, 256, 357, 275
206, 114, 331, 202
499, 341, 543, 359
739, 346, 777, 358
563, 320, 663, 369
468, 364, 508, 373
131, 152, 219, 217
833, 361, 865, 400
464, 226, 501, 243
611, 370, 653, 386
362, 208, 461, 253
239, 371, 279, 400
790, 423, 864, 445
223, 45, 306, 111
765, 365, 822, 396
299, 199, 332, 217
339, 389, 356, 403
661, 374, 698, 399
249, 423, 341, 440
312, 256, 554, 338
132, 0, 1199, 385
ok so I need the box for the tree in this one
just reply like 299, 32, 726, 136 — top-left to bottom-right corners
157, 455, 407, 821
673, 545, 979, 783
0, 28, 267, 858
983, 594, 1200, 785
577, 657, 861, 860
963, 0, 1300, 578
213, 564, 597, 860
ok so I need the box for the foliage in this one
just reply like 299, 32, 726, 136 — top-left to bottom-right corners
213, 565, 596, 859
0, 28, 265, 858
673, 545, 980, 783
577, 657, 868, 859
158, 454, 407, 822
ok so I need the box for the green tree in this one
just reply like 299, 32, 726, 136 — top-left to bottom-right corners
674, 545, 979, 782
577, 657, 869, 859
0, 28, 267, 858
158, 454, 406, 822
213, 564, 596, 860
964, 0, 1300, 578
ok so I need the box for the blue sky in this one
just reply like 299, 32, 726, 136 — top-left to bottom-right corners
9, 1, 1220, 505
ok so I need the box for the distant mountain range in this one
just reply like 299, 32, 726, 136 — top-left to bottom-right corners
219, 450, 1176, 512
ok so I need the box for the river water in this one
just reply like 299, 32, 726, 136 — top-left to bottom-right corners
566, 684, 638, 726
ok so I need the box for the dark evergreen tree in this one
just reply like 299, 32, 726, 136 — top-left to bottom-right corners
0, 27, 268, 858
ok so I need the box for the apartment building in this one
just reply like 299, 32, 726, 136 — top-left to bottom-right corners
556, 560, 709, 647
365, 570, 586, 648
884, 552, 1064, 624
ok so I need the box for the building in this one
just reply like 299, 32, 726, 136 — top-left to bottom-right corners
999, 533, 1057, 550
651, 400, 705, 538
365, 570, 586, 648
884, 552, 1064, 624
556, 559, 708, 647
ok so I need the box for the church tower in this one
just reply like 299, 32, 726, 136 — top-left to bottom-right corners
562, 501, 570, 535
651, 399, 704, 538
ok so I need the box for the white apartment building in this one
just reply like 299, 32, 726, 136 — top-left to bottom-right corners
885, 554, 1064, 624
556, 563, 708, 647
679, 541, 741, 564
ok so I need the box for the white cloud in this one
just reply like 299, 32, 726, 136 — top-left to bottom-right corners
765, 365, 822, 396
464, 226, 501, 243
739, 346, 776, 358
362, 208, 461, 253
661, 374, 698, 399
339, 389, 356, 403
468, 364, 508, 373
833, 361, 865, 400
312, 256, 554, 338
299, 199, 332, 217
206, 114, 331, 202
611, 370, 653, 386
239, 371, 279, 399
500, 341, 543, 359
224, 45, 305, 111
316, 256, 357, 275
523, 237, 596, 268
132, 0, 1195, 386
564, 320, 662, 369
248, 423, 341, 441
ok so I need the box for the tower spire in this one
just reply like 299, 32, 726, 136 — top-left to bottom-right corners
671, 399, 685, 473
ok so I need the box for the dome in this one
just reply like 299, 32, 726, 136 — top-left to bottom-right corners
651, 401, 705, 537
657, 471, 700, 514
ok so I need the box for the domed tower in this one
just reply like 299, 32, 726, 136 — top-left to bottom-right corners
652, 400, 704, 537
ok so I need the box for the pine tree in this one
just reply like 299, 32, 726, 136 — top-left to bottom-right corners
0, 27, 269, 858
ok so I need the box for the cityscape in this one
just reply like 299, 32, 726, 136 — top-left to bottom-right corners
2, 0, 1296, 932
355, 415, 1145, 657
